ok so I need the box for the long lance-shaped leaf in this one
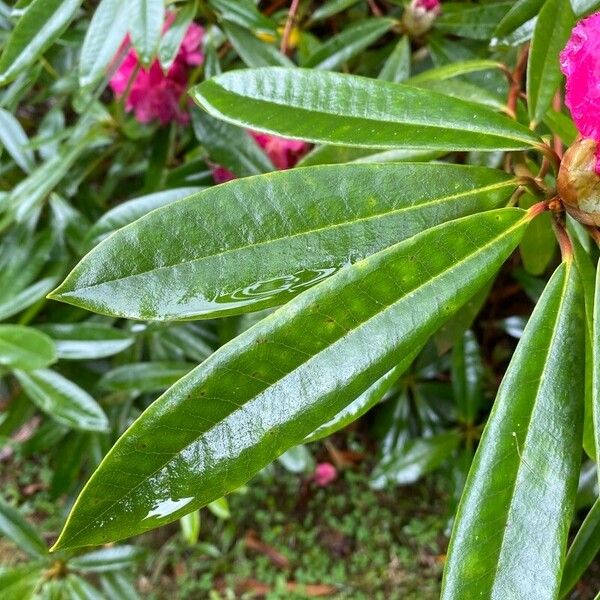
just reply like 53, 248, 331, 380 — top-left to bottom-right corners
190, 68, 542, 152
442, 257, 585, 599
559, 497, 600, 598
48, 163, 518, 321
51, 208, 530, 550
593, 263, 600, 478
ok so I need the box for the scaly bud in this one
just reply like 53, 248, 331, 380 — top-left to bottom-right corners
557, 138, 600, 226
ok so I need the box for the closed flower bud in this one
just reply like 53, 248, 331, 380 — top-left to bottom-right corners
557, 138, 600, 226
402, 0, 441, 37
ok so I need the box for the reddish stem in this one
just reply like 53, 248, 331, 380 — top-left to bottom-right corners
280, 0, 301, 54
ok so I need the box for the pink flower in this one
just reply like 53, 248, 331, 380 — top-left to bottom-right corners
313, 462, 337, 487
414, 0, 441, 11
560, 12, 600, 173
210, 132, 309, 183
109, 15, 204, 125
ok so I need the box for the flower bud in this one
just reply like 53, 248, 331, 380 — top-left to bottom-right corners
557, 138, 600, 226
402, 0, 441, 37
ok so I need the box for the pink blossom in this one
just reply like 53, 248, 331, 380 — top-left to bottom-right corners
414, 0, 441, 12
560, 12, 600, 173
109, 16, 204, 125
313, 462, 337, 487
210, 132, 309, 183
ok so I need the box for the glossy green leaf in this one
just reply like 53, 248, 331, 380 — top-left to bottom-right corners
593, 262, 600, 472
158, 1, 196, 71
129, 0, 164, 67
407, 60, 504, 86
297, 145, 441, 167
0, 0, 82, 86
223, 22, 293, 68
51, 208, 529, 549
0, 107, 35, 172
304, 18, 394, 70
0, 325, 56, 370
100, 573, 138, 600
378, 36, 410, 83
99, 362, 195, 393
277, 444, 314, 473
15, 369, 109, 433
86, 187, 203, 245
70, 546, 144, 573
527, 0, 575, 126
371, 431, 461, 488
305, 345, 421, 443
435, 2, 513, 40
190, 68, 542, 151
560, 497, 600, 597
79, 0, 131, 87
442, 259, 585, 599
0, 498, 47, 557
50, 163, 518, 321
37, 323, 133, 360
493, 0, 545, 38
207, 497, 230, 520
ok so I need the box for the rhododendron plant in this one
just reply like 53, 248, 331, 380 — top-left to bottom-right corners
2, 1, 600, 598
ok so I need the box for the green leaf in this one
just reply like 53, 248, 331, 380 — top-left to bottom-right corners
593, 262, 600, 472
100, 573, 138, 600
0, 108, 35, 172
222, 22, 293, 68
99, 362, 195, 393
560, 497, 600, 597
451, 330, 483, 425
158, 1, 196, 71
0, 325, 56, 370
79, 0, 131, 87
0, 0, 82, 86
86, 187, 203, 245
180, 510, 201, 546
278, 444, 314, 473
493, 0, 545, 38
36, 323, 133, 360
378, 36, 410, 83
308, 0, 362, 23
406, 60, 504, 86
129, 0, 164, 67
442, 259, 585, 599
70, 546, 144, 573
0, 498, 47, 557
191, 109, 273, 177
50, 163, 519, 321
208, 0, 275, 35
527, 0, 575, 126
519, 192, 556, 275
0, 565, 43, 600
304, 18, 394, 70
371, 431, 461, 488
435, 2, 513, 40
191, 68, 542, 151
15, 369, 109, 432
305, 346, 422, 443
51, 208, 529, 549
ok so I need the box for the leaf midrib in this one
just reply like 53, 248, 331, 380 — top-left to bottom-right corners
59, 212, 525, 547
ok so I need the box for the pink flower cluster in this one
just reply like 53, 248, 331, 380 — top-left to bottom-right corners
110, 14, 204, 125
560, 12, 600, 173
212, 132, 309, 183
